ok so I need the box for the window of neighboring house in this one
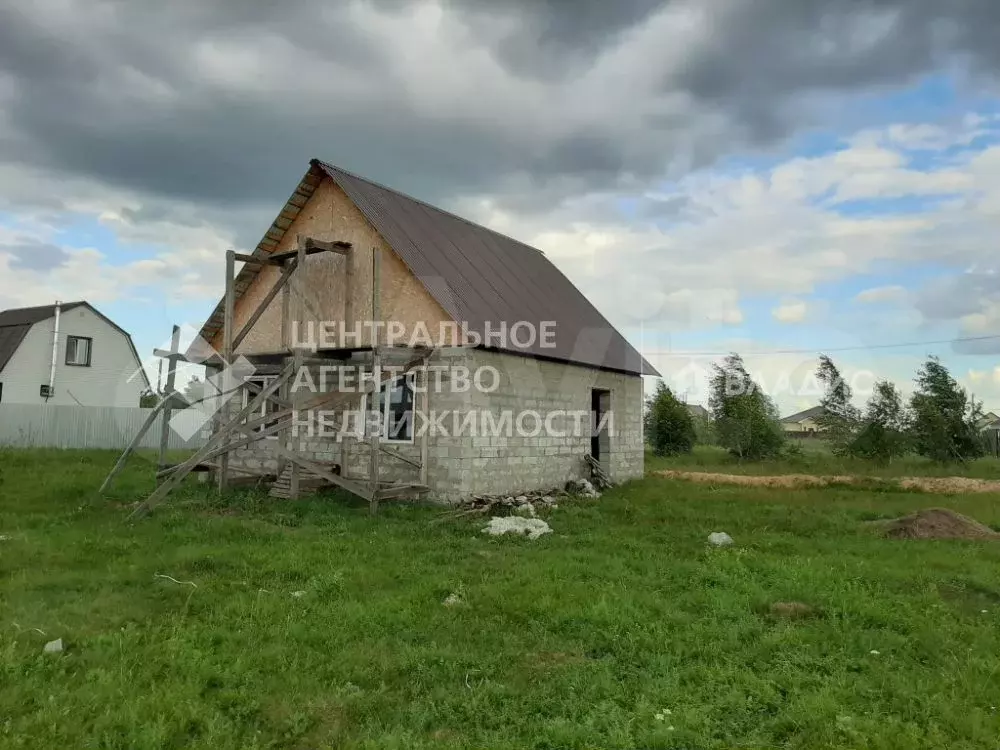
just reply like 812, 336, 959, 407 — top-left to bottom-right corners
362, 372, 415, 443
65, 336, 92, 367
242, 376, 281, 436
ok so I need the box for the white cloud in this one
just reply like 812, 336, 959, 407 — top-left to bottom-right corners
855, 285, 908, 304
772, 299, 809, 324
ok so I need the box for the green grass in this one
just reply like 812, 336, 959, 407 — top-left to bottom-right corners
648, 443, 1000, 479
3, 448, 1000, 749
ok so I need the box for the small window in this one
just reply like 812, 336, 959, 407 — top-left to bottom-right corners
242, 376, 281, 436
65, 336, 92, 366
363, 373, 415, 443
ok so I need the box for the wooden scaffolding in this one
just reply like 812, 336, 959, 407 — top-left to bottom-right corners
101, 235, 432, 518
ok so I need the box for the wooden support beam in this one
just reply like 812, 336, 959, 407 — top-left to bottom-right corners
419, 365, 429, 486
232, 257, 299, 352
219, 249, 236, 494
233, 252, 263, 264
369, 245, 382, 515
157, 325, 181, 472
289, 348, 304, 500
156, 417, 294, 477
344, 245, 354, 332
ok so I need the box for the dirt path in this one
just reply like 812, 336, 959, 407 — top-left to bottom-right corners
653, 469, 1000, 494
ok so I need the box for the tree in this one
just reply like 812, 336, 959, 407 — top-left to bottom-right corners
909, 356, 983, 462
644, 381, 696, 456
708, 354, 785, 460
815, 354, 860, 455
139, 390, 160, 408
851, 380, 909, 464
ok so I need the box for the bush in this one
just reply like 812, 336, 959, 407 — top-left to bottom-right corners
644, 381, 696, 456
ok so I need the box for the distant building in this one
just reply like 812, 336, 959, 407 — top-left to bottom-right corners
686, 404, 710, 421
977, 412, 1000, 431
780, 405, 827, 435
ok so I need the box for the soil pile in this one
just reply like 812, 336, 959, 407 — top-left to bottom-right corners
881, 508, 1000, 541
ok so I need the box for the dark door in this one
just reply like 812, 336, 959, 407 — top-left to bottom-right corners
591, 388, 610, 462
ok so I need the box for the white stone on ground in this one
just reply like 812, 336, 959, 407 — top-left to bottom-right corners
567, 478, 600, 498
707, 532, 734, 547
442, 593, 463, 607
514, 502, 537, 518
482, 516, 552, 540
43, 638, 63, 654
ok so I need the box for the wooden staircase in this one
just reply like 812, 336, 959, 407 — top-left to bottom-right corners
269, 461, 341, 499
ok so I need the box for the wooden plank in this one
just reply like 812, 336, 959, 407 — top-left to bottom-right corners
157, 325, 181, 473
278, 257, 292, 479
378, 483, 430, 501
266, 239, 351, 265
303, 237, 352, 254
233, 253, 263, 264
267, 445, 371, 501
231, 257, 299, 352
379, 444, 421, 469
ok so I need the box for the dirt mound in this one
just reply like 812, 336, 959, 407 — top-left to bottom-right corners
881, 508, 1000, 541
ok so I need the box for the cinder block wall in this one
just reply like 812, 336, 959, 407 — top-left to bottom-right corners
219, 349, 644, 503
423, 349, 644, 502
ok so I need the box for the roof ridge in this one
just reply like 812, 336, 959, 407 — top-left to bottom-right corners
311, 159, 546, 256
0, 300, 86, 315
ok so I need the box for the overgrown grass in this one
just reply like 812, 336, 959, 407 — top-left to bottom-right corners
648, 443, 1000, 479
2, 448, 1000, 748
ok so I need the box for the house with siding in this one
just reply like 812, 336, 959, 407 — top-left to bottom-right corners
0, 302, 148, 407
195, 159, 658, 502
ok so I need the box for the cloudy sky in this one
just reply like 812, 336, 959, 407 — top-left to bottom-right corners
2, 0, 999, 412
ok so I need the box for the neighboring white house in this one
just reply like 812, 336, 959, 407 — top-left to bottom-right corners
0, 301, 148, 407
780, 405, 827, 434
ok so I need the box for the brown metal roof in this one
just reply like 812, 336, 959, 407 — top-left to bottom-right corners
0, 302, 85, 374
199, 160, 658, 376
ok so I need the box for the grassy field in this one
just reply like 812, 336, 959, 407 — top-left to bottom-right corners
647, 443, 1000, 479
3, 448, 1000, 749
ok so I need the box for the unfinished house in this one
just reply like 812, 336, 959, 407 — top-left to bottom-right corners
192, 159, 658, 505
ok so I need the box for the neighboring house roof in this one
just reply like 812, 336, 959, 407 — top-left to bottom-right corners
0, 301, 149, 388
780, 405, 826, 424
686, 404, 710, 419
981, 418, 1000, 432
976, 411, 1000, 428
198, 159, 659, 377
0, 302, 86, 373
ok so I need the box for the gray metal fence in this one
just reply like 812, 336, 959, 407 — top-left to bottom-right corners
0, 404, 209, 450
